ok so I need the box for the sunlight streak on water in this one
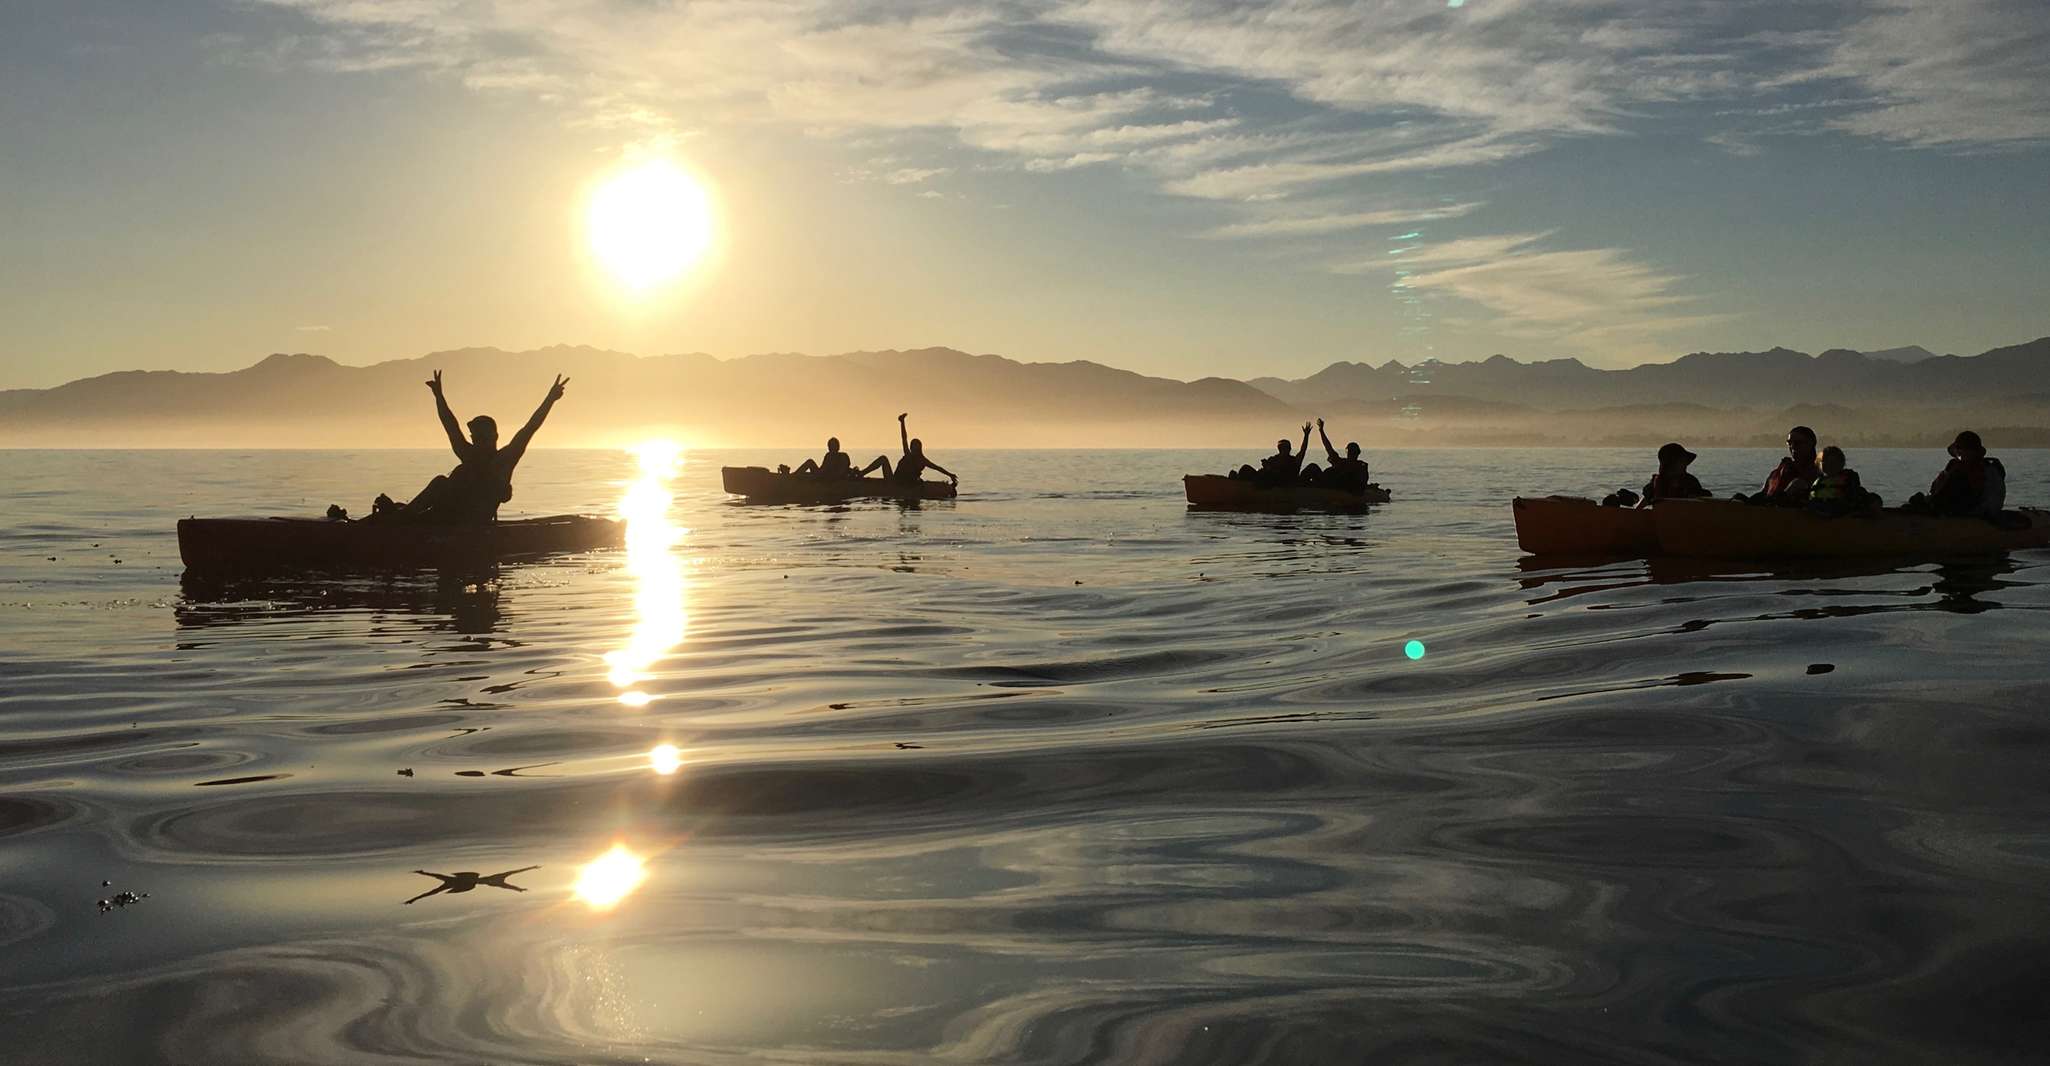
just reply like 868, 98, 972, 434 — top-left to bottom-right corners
649, 743, 683, 776
604, 442, 687, 706
573, 843, 649, 910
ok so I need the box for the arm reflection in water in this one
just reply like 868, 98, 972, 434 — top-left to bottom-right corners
403, 865, 541, 905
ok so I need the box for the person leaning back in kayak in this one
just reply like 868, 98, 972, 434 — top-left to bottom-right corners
1634, 442, 1713, 507
1736, 425, 1821, 505
858, 413, 957, 486
1906, 430, 2007, 518
372, 370, 568, 524
792, 438, 854, 479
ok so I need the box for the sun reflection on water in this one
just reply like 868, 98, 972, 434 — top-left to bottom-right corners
573, 842, 648, 910
605, 442, 687, 707
649, 743, 683, 776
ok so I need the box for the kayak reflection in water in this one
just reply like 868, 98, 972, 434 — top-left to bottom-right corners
789, 437, 854, 479
1229, 422, 1312, 486
858, 413, 958, 486
370, 371, 569, 524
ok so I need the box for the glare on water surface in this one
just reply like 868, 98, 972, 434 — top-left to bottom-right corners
649, 743, 683, 776
605, 442, 687, 707
573, 843, 649, 910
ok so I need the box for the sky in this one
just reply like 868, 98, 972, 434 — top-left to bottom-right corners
2, 0, 2047, 389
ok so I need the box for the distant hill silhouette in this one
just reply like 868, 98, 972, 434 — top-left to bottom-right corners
0, 345, 1297, 448
1, 338, 2044, 448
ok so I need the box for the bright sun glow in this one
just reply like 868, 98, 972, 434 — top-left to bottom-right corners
586, 159, 715, 293
573, 843, 649, 910
650, 743, 683, 776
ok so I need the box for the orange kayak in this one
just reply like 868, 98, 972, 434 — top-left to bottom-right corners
1651, 498, 2050, 559
1183, 475, 1390, 512
1512, 495, 1658, 556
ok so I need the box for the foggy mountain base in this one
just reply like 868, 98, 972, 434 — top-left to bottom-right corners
3, 340, 2046, 450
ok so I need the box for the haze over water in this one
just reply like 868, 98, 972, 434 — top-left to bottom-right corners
3, 448, 2049, 1063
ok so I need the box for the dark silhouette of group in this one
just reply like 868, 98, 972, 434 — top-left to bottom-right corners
1228, 419, 1370, 493
1609, 425, 2008, 520
786, 413, 957, 487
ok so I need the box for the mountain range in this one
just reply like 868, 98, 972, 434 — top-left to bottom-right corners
1, 338, 2044, 449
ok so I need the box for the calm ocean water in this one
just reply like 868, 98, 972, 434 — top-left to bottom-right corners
3, 447, 2049, 1064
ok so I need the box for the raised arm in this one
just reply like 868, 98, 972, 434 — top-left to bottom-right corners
898, 412, 910, 454
1299, 422, 1313, 461
1317, 417, 1338, 462
501, 375, 569, 469
426, 370, 471, 460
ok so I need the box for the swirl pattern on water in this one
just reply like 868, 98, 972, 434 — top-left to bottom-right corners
3, 448, 2049, 1063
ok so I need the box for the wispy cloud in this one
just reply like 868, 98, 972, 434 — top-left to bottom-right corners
295, 324, 332, 332
1819, 0, 2050, 146
1352, 232, 1720, 358
228, 0, 2043, 363
1205, 201, 1485, 239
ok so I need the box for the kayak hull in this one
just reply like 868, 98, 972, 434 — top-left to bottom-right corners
1183, 474, 1390, 512
1513, 495, 1658, 556
177, 514, 624, 574
1651, 498, 2050, 560
721, 466, 956, 503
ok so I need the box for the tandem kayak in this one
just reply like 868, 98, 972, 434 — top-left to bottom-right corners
1513, 495, 1658, 556
176, 514, 624, 574
721, 466, 957, 503
1183, 474, 1391, 512
1650, 498, 2050, 560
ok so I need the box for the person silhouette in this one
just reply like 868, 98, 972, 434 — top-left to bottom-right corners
378, 371, 568, 523
403, 865, 541, 904
858, 413, 957, 486
793, 437, 852, 478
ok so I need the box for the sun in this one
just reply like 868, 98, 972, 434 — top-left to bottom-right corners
585, 158, 715, 293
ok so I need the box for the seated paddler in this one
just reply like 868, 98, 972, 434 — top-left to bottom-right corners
375, 370, 568, 524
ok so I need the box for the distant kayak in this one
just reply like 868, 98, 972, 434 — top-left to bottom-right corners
721, 466, 957, 503
1183, 474, 1391, 512
1651, 498, 2050, 560
1513, 495, 1658, 556
177, 514, 623, 574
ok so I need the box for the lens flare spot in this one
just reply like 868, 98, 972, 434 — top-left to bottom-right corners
650, 743, 683, 775
573, 843, 648, 910
1404, 639, 1427, 661
618, 690, 653, 708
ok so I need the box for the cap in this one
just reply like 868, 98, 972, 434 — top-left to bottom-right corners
1657, 442, 1697, 465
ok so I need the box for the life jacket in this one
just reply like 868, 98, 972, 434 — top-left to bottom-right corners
1810, 470, 1859, 503
1643, 471, 1706, 500
1763, 456, 1820, 498
1933, 456, 2004, 516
